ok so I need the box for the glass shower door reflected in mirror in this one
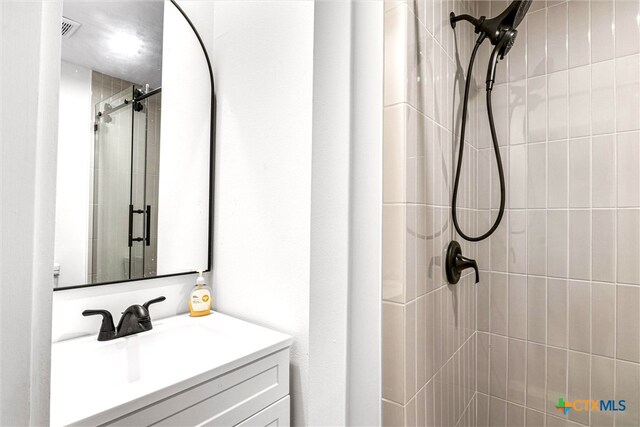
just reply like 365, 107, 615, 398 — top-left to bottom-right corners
91, 85, 159, 283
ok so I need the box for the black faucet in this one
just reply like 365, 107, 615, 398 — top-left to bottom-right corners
82, 296, 166, 341
445, 241, 480, 284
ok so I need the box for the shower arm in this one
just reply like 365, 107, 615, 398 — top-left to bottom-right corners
449, 12, 483, 30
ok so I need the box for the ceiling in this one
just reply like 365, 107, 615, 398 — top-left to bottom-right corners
61, 0, 164, 88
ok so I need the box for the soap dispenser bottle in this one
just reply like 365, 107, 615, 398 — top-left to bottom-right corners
189, 271, 212, 317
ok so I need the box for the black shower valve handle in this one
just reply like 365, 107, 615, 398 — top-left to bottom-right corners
445, 241, 480, 285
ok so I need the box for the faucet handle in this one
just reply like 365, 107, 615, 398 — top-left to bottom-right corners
143, 296, 166, 311
82, 309, 116, 341
456, 254, 480, 284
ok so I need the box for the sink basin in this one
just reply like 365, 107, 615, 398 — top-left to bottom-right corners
50, 312, 292, 426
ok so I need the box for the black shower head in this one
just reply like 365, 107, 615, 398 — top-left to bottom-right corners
450, 0, 532, 51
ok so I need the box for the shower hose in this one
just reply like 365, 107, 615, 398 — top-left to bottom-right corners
451, 34, 506, 242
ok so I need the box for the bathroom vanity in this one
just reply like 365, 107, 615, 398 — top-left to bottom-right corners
50, 313, 292, 426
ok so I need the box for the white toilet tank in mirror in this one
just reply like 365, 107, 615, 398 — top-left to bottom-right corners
50, 313, 292, 426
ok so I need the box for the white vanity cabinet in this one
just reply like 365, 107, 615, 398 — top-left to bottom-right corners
50, 313, 292, 426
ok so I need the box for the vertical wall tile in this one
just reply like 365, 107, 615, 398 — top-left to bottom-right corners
508, 338, 526, 405
616, 55, 640, 132
384, 106, 407, 203
477, 273, 490, 333
490, 273, 508, 335
477, 332, 490, 394
591, 61, 616, 135
591, 356, 615, 427
615, 0, 640, 57
527, 143, 546, 208
527, 77, 547, 143
569, 138, 591, 208
383, 302, 405, 402
568, 0, 590, 68
509, 145, 526, 209
547, 279, 568, 348
527, 276, 546, 344
382, 399, 405, 426
567, 351, 590, 425
568, 210, 591, 280
405, 300, 417, 399
617, 132, 640, 207
591, 0, 615, 63
547, 210, 568, 278
477, 392, 489, 427
508, 274, 527, 338
547, 71, 568, 141
509, 211, 527, 274
617, 285, 640, 363
509, 21, 527, 82
406, 10, 426, 113
385, 5, 407, 106
509, 80, 527, 144
547, 140, 568, 208
507, 403, 525, 427
527, 343, 546, 412
616, 360, 640, 427
491, 211, 508, 273
527, 9, 547, 77
406, 206, 417, 301
617, 209, 640, 285
489, 396, 507, 427
546, 3, 567, 73
490, 334, 508, 399
568, 280, 590, 353
546, 347, 567, 415
383, 205, 406, 302
416, 296, 426, 388
525, 409, 545, 427
592, 134, 616, 208
591, 282, 615, 357
568, 66, 590, 138
527, 210, 547, 275
592, 210, 616, 283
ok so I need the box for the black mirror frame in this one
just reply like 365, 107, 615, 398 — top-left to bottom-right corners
55, 0, 216, 291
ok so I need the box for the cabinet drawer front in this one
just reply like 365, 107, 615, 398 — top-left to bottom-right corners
107, 349, 289, 427
236, 395, 289, 427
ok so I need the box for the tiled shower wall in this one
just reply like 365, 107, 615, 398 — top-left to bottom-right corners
382, 0, 482, 425
475, 1, 640, 426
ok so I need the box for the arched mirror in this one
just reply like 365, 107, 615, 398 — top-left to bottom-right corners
54, 0, 215, 290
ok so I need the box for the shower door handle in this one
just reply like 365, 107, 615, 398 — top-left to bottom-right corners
145, 205, 151, 246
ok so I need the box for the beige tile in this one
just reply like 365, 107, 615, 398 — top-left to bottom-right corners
425, 378, 434, 427
546, 347, 567, 415
591, 355, 614, 427
416, 386, 425, 427
527, 210, 547, 275
383, 205, 406, 302
592, 210, 616, 283
591, 61, 616, 135
416, 296, 426, 389
477, 274, 490, 332
569, 67, 591, 138
527, 9, 547, 78
547, 210, 568, 278
490, 273, 508, 335
527, 343, 546, 412
547, 74, 568, 143
617, 133, 640, 208
568, 209, 591, 280
615, 0, 640, 57
382, 399, 404, 427
592, 135, 616, 208
525, 408, 545, 427
567, 351, 590, 425
382, 302, 405, 403
489, 396, 507, 427
477, 392, 489, 427
568, 139, 591, 208
547, 279, 568, 348
568, 0, 590, 68
546, 2, 567, 73
405, 300, 417, 400
591, 0, 614, 63
405, 394, 416, 427
508, 274, 527, 339
615, 360, 640, 427
477, 332, 490, 395
508, 338, 526, 405
568, 280, 590, 353
617, 285, 640, 363
384, 5, 407, 106
616, 56, 640, 132
406, 206, 417, 301
507, 402, 525, 427
527, 141, 547, 208
509, 211, 527, 274
617, 209, 640, 284
527, 276, 546, 344
490, 334, 508, 399
591, 282, 615, 357
383, 106, 407, 203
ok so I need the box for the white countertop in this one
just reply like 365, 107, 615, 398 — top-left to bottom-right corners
50, 312, 292, 426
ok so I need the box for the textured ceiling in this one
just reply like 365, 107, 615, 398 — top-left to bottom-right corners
61, 0, 164, 88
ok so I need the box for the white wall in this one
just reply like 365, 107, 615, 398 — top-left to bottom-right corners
55, 61, 92, 287
0, 0, 62, 424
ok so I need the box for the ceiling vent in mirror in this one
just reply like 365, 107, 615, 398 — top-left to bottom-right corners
61, 17, 81, 38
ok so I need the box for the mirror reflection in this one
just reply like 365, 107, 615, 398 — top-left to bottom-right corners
54, 0, 211, 289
